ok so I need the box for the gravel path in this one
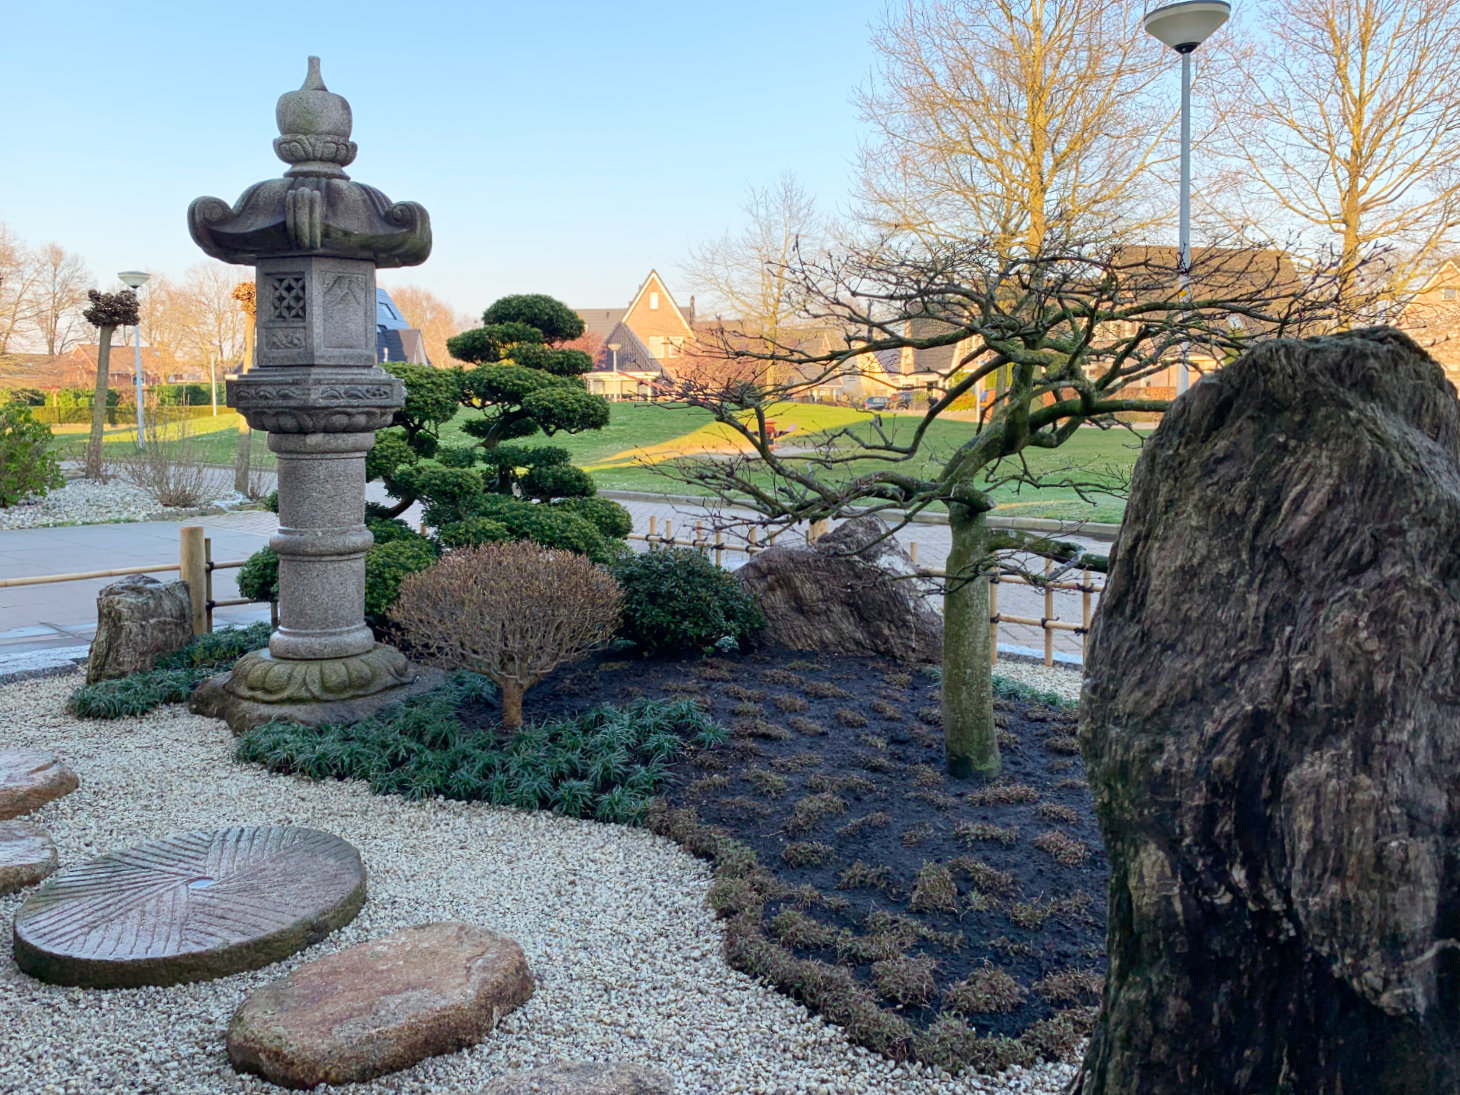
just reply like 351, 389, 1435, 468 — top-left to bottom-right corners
0, 478, 241, 530
0, 674, 1079, 1095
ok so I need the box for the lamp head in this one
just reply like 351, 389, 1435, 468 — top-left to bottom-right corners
1143, 1, 1230, 53
117, 270, 151, 290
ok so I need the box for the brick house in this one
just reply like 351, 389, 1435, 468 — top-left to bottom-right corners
575, 270, 694, 400
1397, 259, 1460, 386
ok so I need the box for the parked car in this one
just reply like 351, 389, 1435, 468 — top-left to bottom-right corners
864, 395, 890, 411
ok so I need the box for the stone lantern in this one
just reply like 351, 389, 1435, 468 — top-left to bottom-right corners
188, 57, 438, 731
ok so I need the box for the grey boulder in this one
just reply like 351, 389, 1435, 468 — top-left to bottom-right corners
86, 573, 193, 683
736, 515, 941, 662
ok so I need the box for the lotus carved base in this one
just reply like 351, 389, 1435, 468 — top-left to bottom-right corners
189, 644, 443, 734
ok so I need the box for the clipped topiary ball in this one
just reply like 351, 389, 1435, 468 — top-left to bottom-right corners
609, 548, 764, 654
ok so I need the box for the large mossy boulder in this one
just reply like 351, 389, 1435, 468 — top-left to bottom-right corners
1077, 329, 1460, 1094
86, 574, 193, 683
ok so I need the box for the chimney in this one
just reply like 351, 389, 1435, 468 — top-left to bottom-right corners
689, 295, 696, 323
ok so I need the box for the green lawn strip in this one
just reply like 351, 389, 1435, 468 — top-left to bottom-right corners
236, 682, 728, 824
49, 414, 274, 468
68, 623, 272, 718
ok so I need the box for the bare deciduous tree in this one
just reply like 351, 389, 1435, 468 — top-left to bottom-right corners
392, 541, 621, 729
682, 173, 829, 341
857, 0, 1173, 254
29, 243, 91, 356
381, 282, 476, 367
0, 224, 42, 355
669, 234, 1339, 777
1223, 0, 1460, 303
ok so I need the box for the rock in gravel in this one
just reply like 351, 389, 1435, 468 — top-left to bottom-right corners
86, 573, 195, 683
228, 922, 534, 1088
0, 749, 78, 819
477, 1061, 674, 1095
14, 826, 366, 987
737, 515, 942, 663
1078, 329, 1460, 1093
0, 821, 58, 894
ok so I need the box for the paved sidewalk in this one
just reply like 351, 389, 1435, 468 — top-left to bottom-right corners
0, 514, 274, 655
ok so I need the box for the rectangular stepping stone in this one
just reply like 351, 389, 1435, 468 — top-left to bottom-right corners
227, 922, 534, 1088
0, 750, 78, 820
0, 821, 58, 895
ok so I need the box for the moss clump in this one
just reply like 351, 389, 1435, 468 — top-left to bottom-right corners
943, 966, 1029, 1014
908, 861, 959, 913
781, 841, 838, 867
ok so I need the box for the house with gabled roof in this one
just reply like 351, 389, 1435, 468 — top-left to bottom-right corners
574, 270, 695, 400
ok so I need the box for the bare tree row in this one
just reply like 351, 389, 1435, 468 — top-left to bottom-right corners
684, 0, 1460, 324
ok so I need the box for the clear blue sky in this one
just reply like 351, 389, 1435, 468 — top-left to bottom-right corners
1, 0, 889, 319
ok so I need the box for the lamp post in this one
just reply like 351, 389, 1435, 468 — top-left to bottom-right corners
118, 270, 150, 447
1143, 0, 1229, 394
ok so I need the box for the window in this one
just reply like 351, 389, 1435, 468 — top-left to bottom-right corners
649, 291, 659, 309
1445, 287, 1457, 301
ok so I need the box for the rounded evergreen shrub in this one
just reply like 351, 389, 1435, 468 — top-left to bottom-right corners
236, 545, 279, 602
0, 403, 63, 508
556, 496, 633, 539
609, 548, 764, 654
364, 538, 438, 617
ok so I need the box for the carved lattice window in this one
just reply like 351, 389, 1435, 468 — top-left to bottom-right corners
271, 275, 307, 321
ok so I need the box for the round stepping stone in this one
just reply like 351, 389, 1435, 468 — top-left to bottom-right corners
479, 1062, 674, 1095
0, 821, 58, 895
0, 750, 78, 820
12, 826, 366, 988
227, 922, 533, 1088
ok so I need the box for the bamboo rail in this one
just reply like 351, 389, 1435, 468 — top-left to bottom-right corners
0, 525, 261, 635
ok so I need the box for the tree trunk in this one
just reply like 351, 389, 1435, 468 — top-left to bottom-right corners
234, 320, 254, 495
941, 501, 996, 778
500, 681, 524, 730
86, 325, 115, 479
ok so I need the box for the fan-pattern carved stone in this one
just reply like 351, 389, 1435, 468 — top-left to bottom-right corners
12, 826, 366, 987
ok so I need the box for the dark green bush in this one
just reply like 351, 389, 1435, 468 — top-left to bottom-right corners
0, 403, 63, 508
437, 517, 512, 549
69, 622, 271, 719
364, 537, 438, 616
557, 496, 633, 539
237, 684, 726, 824
610, 548, 764, 654
236, 546, 280, 603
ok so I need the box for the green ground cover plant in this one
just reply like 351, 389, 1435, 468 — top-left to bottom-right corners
68, 622, 271, 718
237, 680, 726, 824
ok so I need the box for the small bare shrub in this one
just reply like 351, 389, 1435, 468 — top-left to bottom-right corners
1033, 830, 1091, 866
944, 966, 1028, 1014
1034, 968, 1105, 1004
967, 782, 1040, 806
772, 693, 809, 713
908, 862, 959, 912
787, 716, 827, 736
872, 954, 939, 1007
781, 841, 837, 867
115, 420, 225, 507
836, 707, 869, 728
391, 541, 620, 728
836, 811, 892, 837
956, 821, 1020, 846
787, 792, 849, 835
1035, 802, 1080, 824
804, 680, 850, 699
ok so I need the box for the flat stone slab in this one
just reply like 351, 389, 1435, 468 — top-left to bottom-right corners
478, 1062, 674, 1095
228, 921, 534, 1088
0, 750, 79, 820
0, 821, 58, 895
13, 826, 365, 987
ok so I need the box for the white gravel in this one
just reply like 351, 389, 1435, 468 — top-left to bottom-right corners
0, 478, 235, 530
0, 673, 1079, 1095
990, 661, 1083, 705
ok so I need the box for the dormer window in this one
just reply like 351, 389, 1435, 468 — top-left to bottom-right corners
649, 292, 660, 309
1445, 287, 1457, 301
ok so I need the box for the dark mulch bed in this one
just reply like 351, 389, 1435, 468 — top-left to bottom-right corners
461, 644, 1108, 1069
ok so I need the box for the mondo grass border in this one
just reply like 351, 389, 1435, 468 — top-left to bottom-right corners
644, 801, 1097, 1075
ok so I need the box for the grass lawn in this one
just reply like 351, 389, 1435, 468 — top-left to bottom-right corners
46, 401, 1145, 523
49, 413, 274, 468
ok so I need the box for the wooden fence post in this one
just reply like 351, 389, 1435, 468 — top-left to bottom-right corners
808, 517, 829, 542
647, 515, 658, 550
1043, 557, 1055, 666
989, 565, 1000, 665
714, 530, 724, 568
179, 526, 208, 637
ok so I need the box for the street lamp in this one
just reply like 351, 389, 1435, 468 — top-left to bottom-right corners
1143, 0, 1229, 394
118, 270, 151, 448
